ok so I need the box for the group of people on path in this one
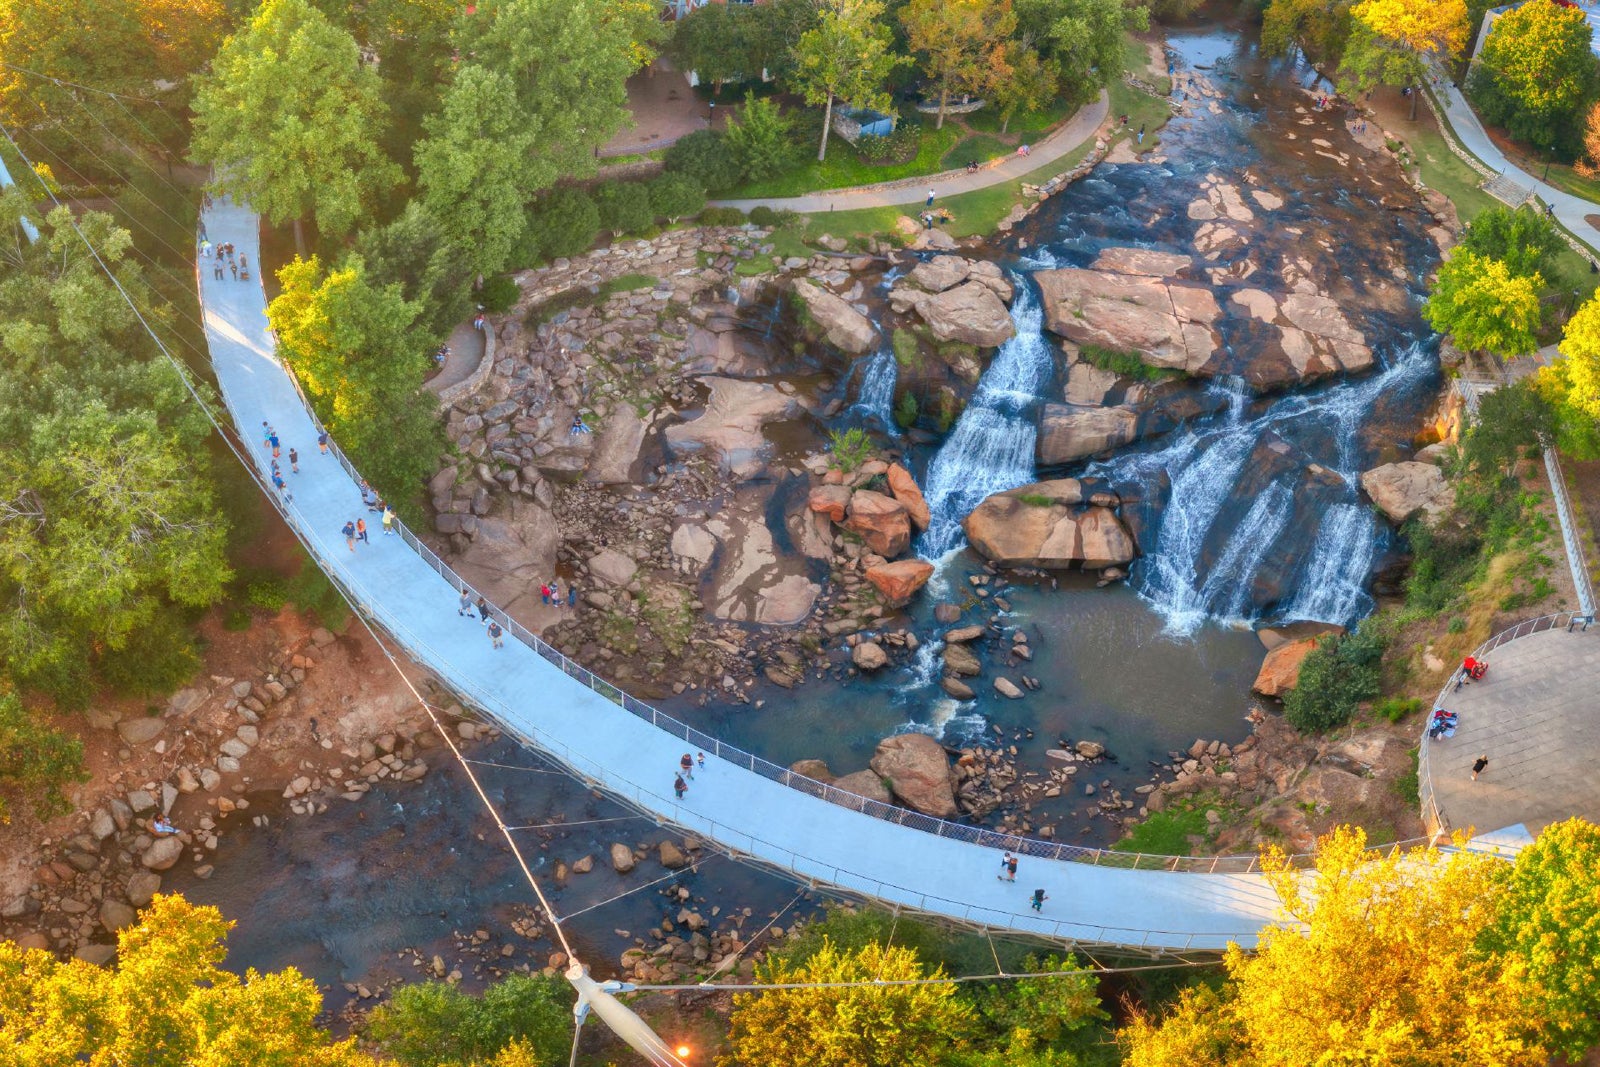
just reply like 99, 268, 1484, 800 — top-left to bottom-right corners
205, 240, 249, 283
673, 751, 706, 800
340, 479, 395, 550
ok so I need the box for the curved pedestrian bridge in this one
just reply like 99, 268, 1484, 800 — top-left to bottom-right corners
199, 200, 1295, 953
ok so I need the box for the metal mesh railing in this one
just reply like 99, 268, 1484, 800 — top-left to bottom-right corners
199, 212, 1442, 894
1421, 610, 1593, 834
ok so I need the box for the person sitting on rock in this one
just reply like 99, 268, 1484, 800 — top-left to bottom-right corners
150, 816, 179, 836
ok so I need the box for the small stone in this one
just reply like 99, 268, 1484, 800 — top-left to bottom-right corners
125, 871, 161, 907
116, 718, 165, 746
610, 843, 636, 873
571, 855, 595, 875
659, 841, 689, 869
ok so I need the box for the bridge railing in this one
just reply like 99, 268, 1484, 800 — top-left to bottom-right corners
1421, 610, 1593, 835
205, 219, 1439, 889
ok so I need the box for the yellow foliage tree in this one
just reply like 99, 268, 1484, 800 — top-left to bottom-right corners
719, 937, 973, 1067
1122, 827, 1543, 1067
0, 894, 371, 1066
1557, 292, 1600, 420
1341, 0, 1467, 114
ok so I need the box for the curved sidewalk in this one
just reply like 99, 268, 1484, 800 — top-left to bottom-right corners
1428, 75, 1600, 255
711, 91, 1109, 213
196, 196, 1283, 952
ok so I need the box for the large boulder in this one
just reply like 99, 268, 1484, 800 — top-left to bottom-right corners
943, 643, 981, 677
1252, 637, 1320, 698
909, 282, 1016, 348
792, 279, 875, 355
1361, 462, 1455, 525
664, 377, 800, 479
907, 255, 972, 293
844, 490, 911, 558
587, 548, 638, 588
1035, 267, 1219, 374
790, 758, 835, 782
140, 837, 184, 871
584, 407, 649, 484
808, 483, 853, 523
865, 559, 935, 606
1037, 404, 1140, 464
852, 641, 889, 671
1228, 288, 1373, 389
1091, 247, 1194, 277
831, 770, 894, 805
962, 481, 1136, 569
869, 733, 957, 818
886, 464, 931, 529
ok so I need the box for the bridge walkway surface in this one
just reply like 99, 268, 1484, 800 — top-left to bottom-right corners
197, 198, 1290, 952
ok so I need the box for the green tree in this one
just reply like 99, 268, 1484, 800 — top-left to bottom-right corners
972, 953, 1106, 1055
415, 64, 538, 277
1282, 622, 1385, 732
593, 181, 655, 235
1458, 205, 1565, 280
1487, 818, 1600, 1059
748, 0, 822, 87
792, 0, 905, 162
1424, 249, 1544, 356
367, 973, 572, 1066
646, 172, 706, 223
351, 201, 476, 340
1469, 0, 1599, 158
724, 93, 796, 181
1338, 0, 1468, 114
463, 0, 653, 188
671, 3, 752, 92
190, 0, 402, 251
1261, 0, 1355, 65
1044, 0, 1145, 104
900, 0, 1017, 129
0, 894, 372, 1065
267, 256, 444, 513
1121, 828, 1540, 1067
1460, 377, 1554, 476
720, 937, 974, 1067
0, 192, 229, 705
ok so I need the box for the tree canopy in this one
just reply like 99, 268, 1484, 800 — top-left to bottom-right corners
792, 0, 904, 161
1554, 290, 1600, 420
1339, 0, 1468, 97
1262, 0, 1356, 65
900, 0, 1017, 129
190, 0, 401, 247
1469, 0, 1600, 158
1458, 204, 1565, 280
1122, 827, 1542, 1066
0, 894, 369, 1065
266, 255, 444, 514
1423, 249, 1544, 356
366, 973, 573, 1066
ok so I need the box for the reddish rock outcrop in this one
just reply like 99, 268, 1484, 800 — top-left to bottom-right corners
845, 490, 911, 558
886, 463, 931, 530
865, 559, 935, 606
961, 480, 1136, 570
808, 483, 853, 523
1252, 638, 1320, 697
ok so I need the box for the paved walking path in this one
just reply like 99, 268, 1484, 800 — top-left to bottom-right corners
196, 196, 1290, 953
424, 319, 486, 398
711, 91, 1109, 214
1427, 624, 1600, 836
1428, 76, 1600, 255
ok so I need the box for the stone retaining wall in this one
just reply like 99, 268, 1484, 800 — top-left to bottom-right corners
436, 324, 496, 407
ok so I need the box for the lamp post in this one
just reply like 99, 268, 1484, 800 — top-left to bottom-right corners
567, 963, 691, 1067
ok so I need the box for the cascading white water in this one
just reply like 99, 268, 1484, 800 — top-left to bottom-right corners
1103, 340, 1435, 633
1282, 502, 1376, 624
918, 281, 1054, 557
851, 349, 899, 432
1196, 479, 1295, 622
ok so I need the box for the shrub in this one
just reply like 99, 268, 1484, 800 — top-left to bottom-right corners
593, 181, 655, 236
726, 92, 795, 181
525, 187, 599, 260
646, 172, 706, 223
1017, 493, 1056, 507
1374, 696, 1423, 723
1283, 622, 1387, 732
1082, 343, 1171, 381
894, 390, 918, 428
827, 427, 874, 472
891, 327, 921, 368
698, 205, 747, 226
748, 205, 800, 228
478, 274, 520, 313
96, 613, 202, 699
663, 129, 742, 192
854, 124, 920, 165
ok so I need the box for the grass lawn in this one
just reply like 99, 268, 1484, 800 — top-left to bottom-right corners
1107, 37, 1174, 152
1112, 794, 1228, 856
943, 133, 1013, 169
965, 93, 1081, 136
728, 123, 963, 199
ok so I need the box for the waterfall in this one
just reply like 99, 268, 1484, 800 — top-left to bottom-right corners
851, 349, 899, 433
918, 281, 1054, 557
1099, 340, 1436, 633
1195, 479, 1295, 622
1126, 429, 1258, 635
1283, 503, 1376, 624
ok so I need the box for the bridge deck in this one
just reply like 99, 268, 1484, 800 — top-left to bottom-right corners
197, 200, 1283, 952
